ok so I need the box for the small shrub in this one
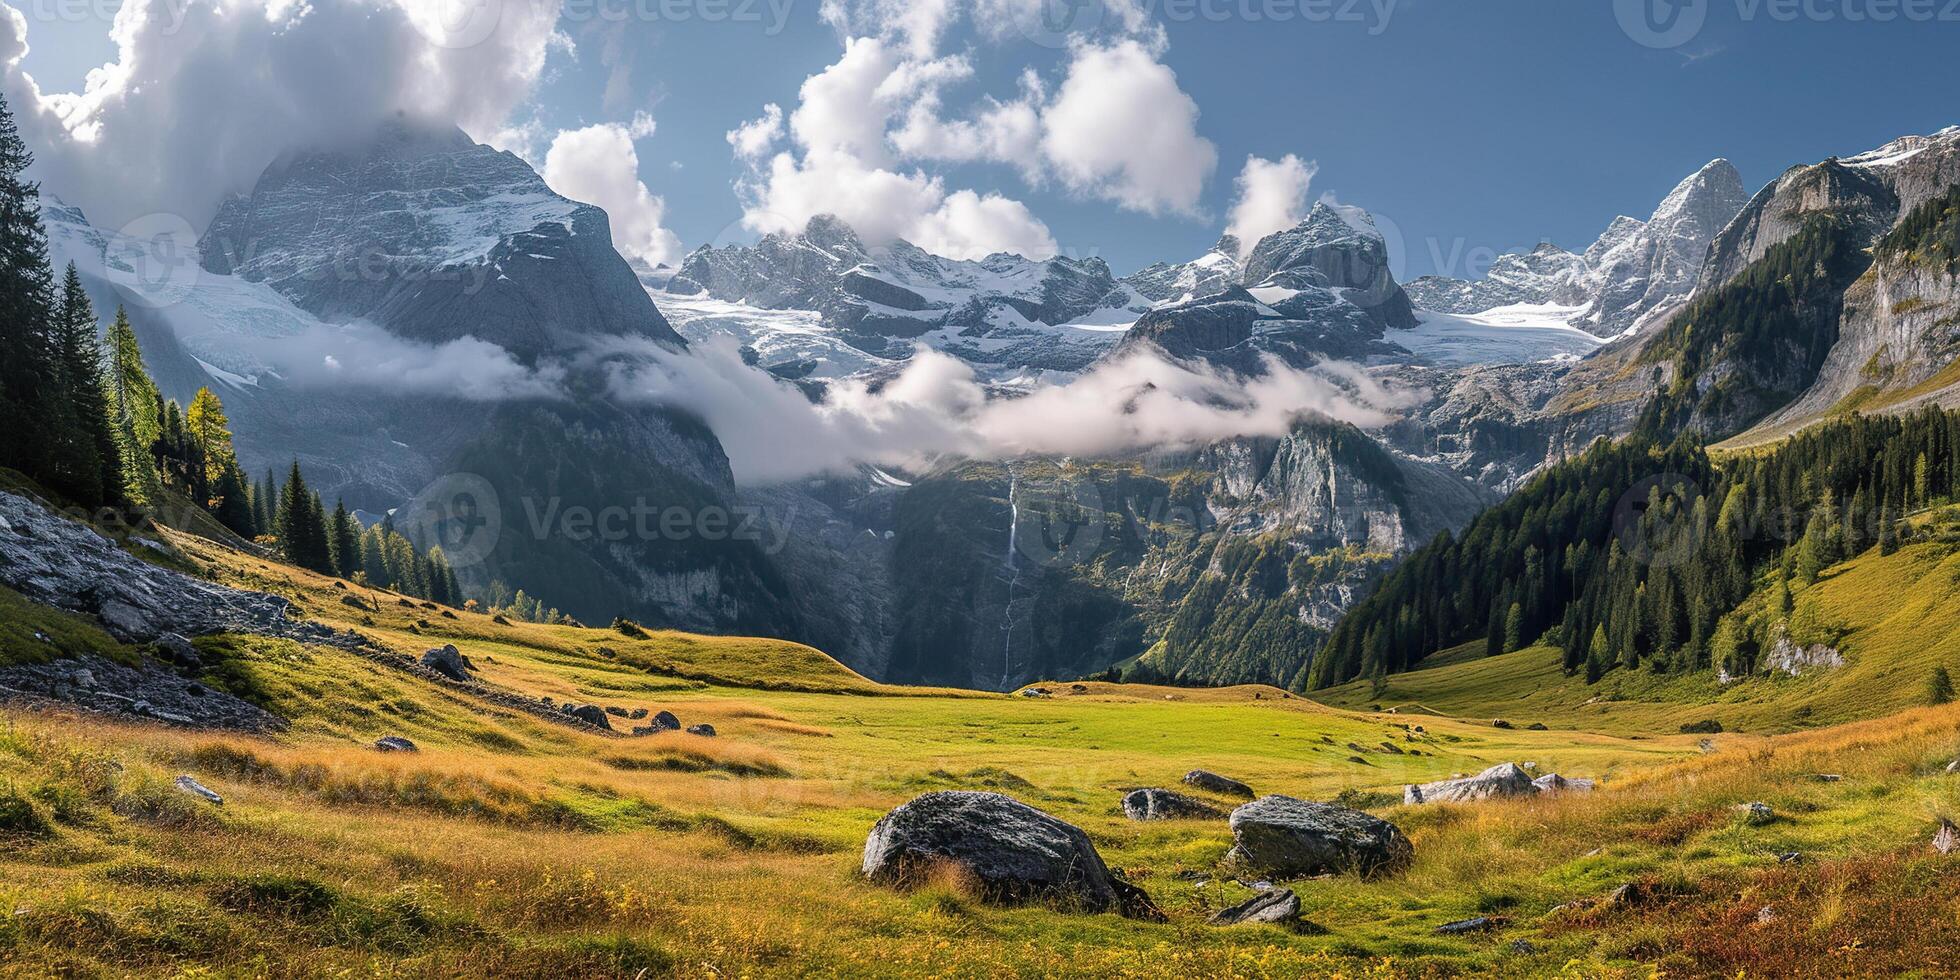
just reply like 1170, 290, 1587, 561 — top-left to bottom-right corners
1680, 719, 1724, 734
611, 618, 648, 639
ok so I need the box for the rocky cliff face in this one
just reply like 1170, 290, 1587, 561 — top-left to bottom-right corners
200, 123, 682, 359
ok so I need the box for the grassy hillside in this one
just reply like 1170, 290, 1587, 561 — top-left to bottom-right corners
8, 521, 1960, 975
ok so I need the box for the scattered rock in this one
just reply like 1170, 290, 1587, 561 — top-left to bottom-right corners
1490, 719, 1513, 729
1183, 770, 1255, 799
0, 654, 284, 732
1526, 722, 1549, 731
1509, 939, 1537, 955
174, 775, 223, 805
419, 645, 475, 683
1777, 851, 1803, 864
1811, 773, 1843, 782
604, 706, 629, 717
1121, 788, 1225, 821
651, 710, 681, 732
630, 707, 649, 719
861, 791, 1161, 919
1739, 801, 1775, 826
1756, 906, 1778, 924
1604, 882, 1649, 907
564, 704, 613, 730
1226, 795, 1413, 879
686, 723, 717, 737
1934, 819, 1959, 855
339, 594, 367, 610
1405, 763, 1538, 804
1436, 916, 1499, 935
373, 736, 417, 753
1019, 687, 1052, 698
1209, 888, 1300, 926
1531, 773, 1596, 795
1069, 684, 1087, 693
630, 726, 656, 736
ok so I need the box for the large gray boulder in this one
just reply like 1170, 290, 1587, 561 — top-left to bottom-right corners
1183, 770, 1255, 799
862, 791, 1160, 919
419, 645, 475, 683
1531, 773, 1595, 795
1404, 763, 1538, 804
562, 704, 613, 731
1122, 788, 1225, 821
1227, 795, 1413, 879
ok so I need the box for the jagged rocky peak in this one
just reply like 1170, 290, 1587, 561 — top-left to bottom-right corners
198, 117, 681, 357
1117, 234, 1245, 306
1240, 202, 1419, 330
1568, 157, 1748, 337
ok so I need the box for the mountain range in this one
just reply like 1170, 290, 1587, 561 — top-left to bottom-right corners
45, 120, 1960, 691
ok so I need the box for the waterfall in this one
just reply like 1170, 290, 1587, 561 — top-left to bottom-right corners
998, 468, 1021, 690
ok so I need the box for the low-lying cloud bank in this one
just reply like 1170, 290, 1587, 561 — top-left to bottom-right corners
599, 337, 1421, 485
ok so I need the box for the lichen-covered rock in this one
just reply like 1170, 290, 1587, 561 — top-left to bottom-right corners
0, 655, 285, 732
1227, 795, 1413, 879
686, 723, 717, 737
650, 710, 681, 731
862, 791, 1159, 919
373, 736, 418, 753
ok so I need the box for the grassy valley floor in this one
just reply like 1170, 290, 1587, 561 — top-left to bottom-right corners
3, 530, 1960, 975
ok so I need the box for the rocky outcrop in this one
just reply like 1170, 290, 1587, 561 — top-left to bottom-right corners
1122, 788, 1225, 821
0, 655, 286, 732
861, 791, 1159, 919
1241, 203, 1419, 331
1226, 796, 1413, 878
0, 490, 356, 652
1404, 763, 1539, 805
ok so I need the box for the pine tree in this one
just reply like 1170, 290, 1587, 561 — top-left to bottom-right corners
1585, 625, 1610, 684
185, 387, 236, 491
277, 462, 333, 574
1502, 602, 1524, 653
0, 89, 62, 487
51, 262, 121, 507
327, 501, 357, 577
104, 307, 162, 504
211, 462, 255, 538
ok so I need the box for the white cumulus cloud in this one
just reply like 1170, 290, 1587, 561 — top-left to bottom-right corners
1039, 40, 1216, 217
0, 0, 565, 232
1225, 153, 1318, 256
543, 119, 684, 267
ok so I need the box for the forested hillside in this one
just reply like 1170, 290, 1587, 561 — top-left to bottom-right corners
1311, 403, 1960, 691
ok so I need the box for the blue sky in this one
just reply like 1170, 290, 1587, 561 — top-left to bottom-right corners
16, 0, 1959, 278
